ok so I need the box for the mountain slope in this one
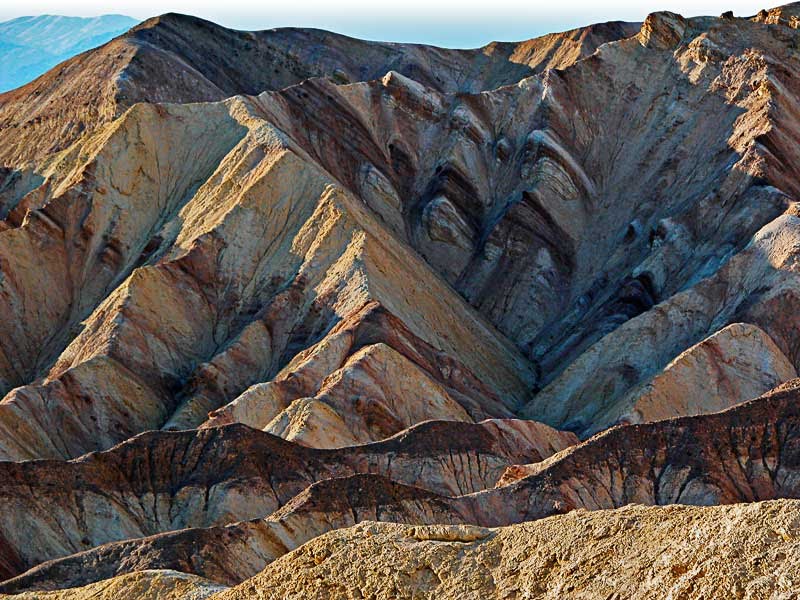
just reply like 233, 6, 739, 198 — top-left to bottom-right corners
1, 4, 800, 598
6, 378, 800, 592
6, 502, 800, 600
0, 419, 575, 584
215, 501, 800, 600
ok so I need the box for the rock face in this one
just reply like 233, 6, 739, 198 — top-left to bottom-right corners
0, 99, 537, 462
8, 379, 800, 593
0, 15, 638, 165
0, 419, 575, 584
0, 570, 225, 600
216, 501, 800, 600
2, 4, 800, 598
593, 322, 797, 432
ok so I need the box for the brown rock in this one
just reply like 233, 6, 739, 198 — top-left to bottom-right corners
0, 419, 575, 587
1, 7, 800, 599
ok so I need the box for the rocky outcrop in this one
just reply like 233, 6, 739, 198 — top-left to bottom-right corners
491, 379, 800, 521
520, 7, 800, 434
172, 379, 800, 583
0, 476, 464, 592
0, 570, 225, 600
594, 322, 796, 431
239, 380, 800, 539
10, 501, 800, 599
216, 501, 800, 600
2, 7, 799, 463
753, 4, 800, 26
0, 419, 575, 583
637, 11, 687, 49
0, 96, 536, 461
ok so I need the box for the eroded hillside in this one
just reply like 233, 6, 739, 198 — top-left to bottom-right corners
0, 4, 799, 598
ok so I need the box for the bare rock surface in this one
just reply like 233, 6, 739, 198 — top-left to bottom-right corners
1, 570, 225, 600
0, 96, 535, 461
0, 475, 468, 592
8, 380, 800, 592
0, 419, 574, 585
2, 5, 800, 598
9, 501, 800, 599
2, 6, 800, 462
597, 322, 797, 430
216, 501, 800, 600
0, 15, 638, 166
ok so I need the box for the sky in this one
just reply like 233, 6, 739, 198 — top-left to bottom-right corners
0, 0, 775, 47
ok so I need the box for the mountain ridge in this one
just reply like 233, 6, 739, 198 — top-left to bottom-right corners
0, 13, 639, 165
1, 4, 800, 598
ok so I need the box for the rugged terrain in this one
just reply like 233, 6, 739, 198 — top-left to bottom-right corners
0, 3, 800, 598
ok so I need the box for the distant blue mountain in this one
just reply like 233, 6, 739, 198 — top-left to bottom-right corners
0, 14, 138, 93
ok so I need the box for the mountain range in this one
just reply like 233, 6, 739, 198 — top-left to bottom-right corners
0, 5, 800, 598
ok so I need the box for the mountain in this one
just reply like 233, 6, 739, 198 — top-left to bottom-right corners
0, 15, 138, 93
6, 502, 800, 599
0, 14, 637, 164
1, 4, 800, 598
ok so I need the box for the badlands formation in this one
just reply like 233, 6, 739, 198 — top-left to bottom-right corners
0, 4, 799, 599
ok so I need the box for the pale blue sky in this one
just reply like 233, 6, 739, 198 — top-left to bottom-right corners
0, 1, 775, 47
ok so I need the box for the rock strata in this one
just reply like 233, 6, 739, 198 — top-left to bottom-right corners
1, 5, 800, 598
0, 419, 575, 586
598, 322, 796, 430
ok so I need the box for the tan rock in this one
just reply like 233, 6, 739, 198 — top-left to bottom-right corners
4, 7, 800, 462
524, 211, 800, 435
266, 398, 360, 448
215, 501, 800, 600
1, 570, 225, 600
598, 322, 797, 431
266, 343, 473, 447
11, 501, 800, 599
637, 12, 688, 49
